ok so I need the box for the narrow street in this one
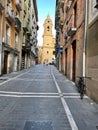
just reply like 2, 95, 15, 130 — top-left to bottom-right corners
0, 65, 98, 130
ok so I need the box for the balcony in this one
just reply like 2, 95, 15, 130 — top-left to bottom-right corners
22, 38, 26, 47
0, 0, 4, 11
24, 39, 31, 50
26, 23, 32, 36
67, 14, 77, 36
22, 39, 31, 50
60, 18, 64, 28
23, 21, 28, 32
6, 6, 15, 23
27, 28, 32, 36
16, 0, 22, 11
15, 17, 21, 31
60, 0, 64, 8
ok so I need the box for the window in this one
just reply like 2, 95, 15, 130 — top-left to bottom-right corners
47, 26, 50, 31
73, 3, 77, 27
47, 51, 49, 54
6, 24, 10, 45
15, 33, 18, 49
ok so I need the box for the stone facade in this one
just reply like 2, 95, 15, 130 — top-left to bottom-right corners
86, 0, 98, 103
38, 15, 55, 64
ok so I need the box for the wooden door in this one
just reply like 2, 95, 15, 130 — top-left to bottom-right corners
72, 41, 76, 82
3, 51, 8, 74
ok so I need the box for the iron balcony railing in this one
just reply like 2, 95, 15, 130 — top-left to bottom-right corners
15, 17, 21, 30
67, 14, 77, 36
26, 23, 32, 36
22, 38, 31, 50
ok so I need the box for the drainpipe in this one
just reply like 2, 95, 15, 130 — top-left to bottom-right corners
0, 10, 4, 75
83, 0, 88, 77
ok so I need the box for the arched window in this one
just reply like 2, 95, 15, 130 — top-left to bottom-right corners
47, 26, 50, 31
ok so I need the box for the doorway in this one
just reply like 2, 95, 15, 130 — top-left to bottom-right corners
65, 49, 67, 75
72, 40, 76, 82
3, 51, 8, 74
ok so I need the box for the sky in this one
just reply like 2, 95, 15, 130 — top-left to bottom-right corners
36, 0, 56, 46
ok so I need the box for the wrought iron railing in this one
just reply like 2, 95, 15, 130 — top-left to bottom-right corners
15, 17, 21, 29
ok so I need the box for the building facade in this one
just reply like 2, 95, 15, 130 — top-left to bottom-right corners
21, 0, 38, 69
55, 0, 98, 103
38, 15, 55, 64
86, 0, 98, 102
55, 0, 86, 82
1, 0, 22, 74
0, 0, 38, 75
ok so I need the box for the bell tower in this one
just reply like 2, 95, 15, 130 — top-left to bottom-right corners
41, 14, 55, 64
43, 14, 53, 36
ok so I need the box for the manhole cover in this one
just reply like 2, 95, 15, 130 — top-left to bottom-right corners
24, 121, 53, 130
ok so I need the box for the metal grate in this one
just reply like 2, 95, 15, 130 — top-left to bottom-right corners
24, 121, 53, 130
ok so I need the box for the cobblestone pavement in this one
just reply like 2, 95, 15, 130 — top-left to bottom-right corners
0, 65, 98, 130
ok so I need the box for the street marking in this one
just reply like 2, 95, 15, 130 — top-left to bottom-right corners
14, 78, 53, 81
0, 91, 58, 95
63, 93, 79, 95
0, 70, 30, 85
0, 94, 59, 98
0, 90, 88, 99
51, 68, 79, 130
64, 95, 88, 99
0, 93, 88, 99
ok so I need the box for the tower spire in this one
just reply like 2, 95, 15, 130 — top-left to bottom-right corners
47, 13, 50, 19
